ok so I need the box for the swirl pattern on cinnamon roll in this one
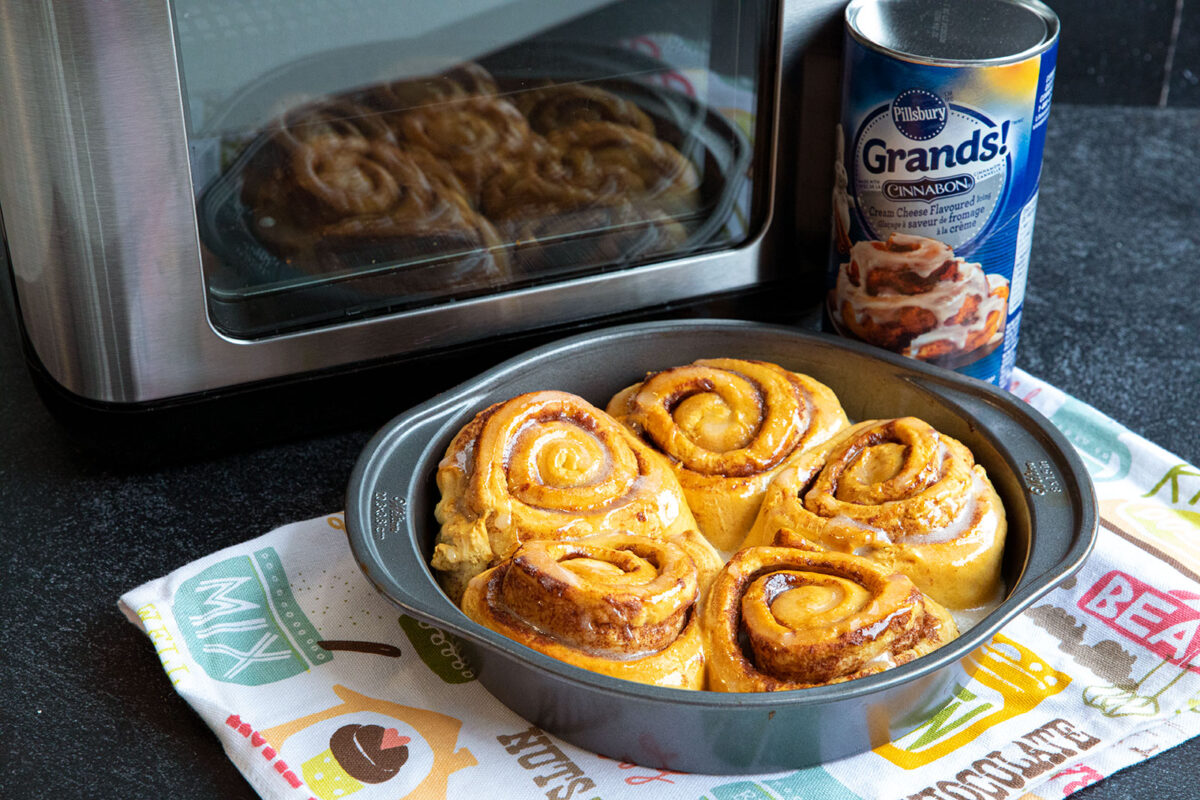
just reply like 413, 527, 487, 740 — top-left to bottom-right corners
544, 121, 701, 218
479, 139, 689, 272
461, 533, 707, 688
703, 546, 958, 692
512, 83, 656, 137
242, 138, 509, 284
606, 359, 849, 553
363, 61, 498, 117
393, 95, 541, 202
268, 97, 396, 150
432, 391, 699, 601
745, 417, 1007, 610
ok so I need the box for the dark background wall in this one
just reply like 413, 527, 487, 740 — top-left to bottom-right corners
1052, 0, 1200, 105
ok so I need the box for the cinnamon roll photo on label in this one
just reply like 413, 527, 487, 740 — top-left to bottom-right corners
829, 0, 1060, 387
745, 417, 1007, 615
829, 233, 1010, 368
607, 358, 849, 554
461, 532, 716, 690
430, 390, 702, 601
702, 546, 958, 692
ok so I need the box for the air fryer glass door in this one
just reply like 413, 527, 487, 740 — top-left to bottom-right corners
172, 0, 775, 338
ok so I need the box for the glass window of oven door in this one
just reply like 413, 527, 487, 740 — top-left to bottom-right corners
172, 0, 774, 339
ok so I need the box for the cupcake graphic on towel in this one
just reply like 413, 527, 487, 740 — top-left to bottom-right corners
304, 723, 410, 798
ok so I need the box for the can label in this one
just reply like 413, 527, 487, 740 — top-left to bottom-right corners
827, 16, 1057, 387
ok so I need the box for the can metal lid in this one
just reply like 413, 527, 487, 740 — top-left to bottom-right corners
846, 0, 1060, 66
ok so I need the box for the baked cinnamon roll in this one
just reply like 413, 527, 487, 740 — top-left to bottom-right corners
512, 82, 657, 137
268, 97, 396, 150
431, 391, 700, 601
392, 95, 541, 202
703, 546, 958, 692
478, 146, 600, 222
544, 121, 701, 219
607, 359, 849, 553
479, 142, 688, 272
241, 98, 404, 241
461, 533, 708, 689
242, 137, 508, 287
830, 233, 1010, 367
363, 61, 498, 117
745, 417, 1007, 610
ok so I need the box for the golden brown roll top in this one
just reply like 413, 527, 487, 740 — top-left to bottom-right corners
702, 546, 957, 692
432, 390, 699, 600
461, 533, 708, 689
607, 359, 849, 553
745, 417, 1007, 610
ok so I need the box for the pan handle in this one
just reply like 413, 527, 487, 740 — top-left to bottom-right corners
906, 371, 1099, 619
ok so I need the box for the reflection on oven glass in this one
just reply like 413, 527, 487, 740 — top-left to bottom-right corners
179, 2, 764, 337
236, 62, 702, 295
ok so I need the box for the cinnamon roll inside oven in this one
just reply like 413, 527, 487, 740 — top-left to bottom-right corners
511, 82, 657, 137
544, 120, 701, 219
478, 119, 698, 271
241, 135, 508, 287
392, 95, 542, 203
607, 359, 849, 553
702, 546, 958, 692
362, 61, 499, 119
431, 390, 701, 601
267, 97, 397, 150
231, 63, 708, 296
745, 417, 1007, 610
461, 532, 710, 689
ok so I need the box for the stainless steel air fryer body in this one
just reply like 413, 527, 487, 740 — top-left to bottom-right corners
0, 1, 846, 407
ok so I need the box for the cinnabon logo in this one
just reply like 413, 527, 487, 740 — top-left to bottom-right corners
883, 174, 975, 203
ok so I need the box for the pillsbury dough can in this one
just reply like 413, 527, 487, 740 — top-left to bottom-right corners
827, 0, 1058, 387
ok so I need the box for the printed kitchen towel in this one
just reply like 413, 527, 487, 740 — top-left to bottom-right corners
119, 366, 1200, 800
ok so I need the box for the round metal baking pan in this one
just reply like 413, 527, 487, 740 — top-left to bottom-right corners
344, 319, 1097, 774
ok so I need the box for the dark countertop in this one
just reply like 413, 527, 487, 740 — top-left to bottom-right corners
2, 103, 1198, 799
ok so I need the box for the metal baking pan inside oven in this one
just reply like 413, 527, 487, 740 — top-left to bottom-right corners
195, 42, 752, 338
344, 319, 1097, 774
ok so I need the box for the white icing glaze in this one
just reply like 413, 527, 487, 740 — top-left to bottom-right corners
835, 234, 1008, 357
850, 233, 952, 278
901, 471, 989, 546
